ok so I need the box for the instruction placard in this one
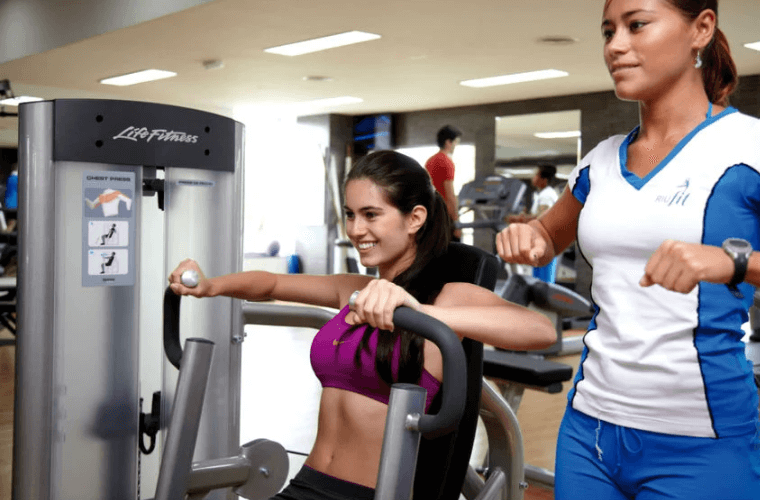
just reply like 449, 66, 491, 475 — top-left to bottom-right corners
82, 171, 136, 287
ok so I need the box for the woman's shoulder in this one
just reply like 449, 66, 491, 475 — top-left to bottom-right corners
710, 110, 760, 170
433, 281, 502, 307
715, 109, 760, 138
567, 133, 629, 186
589, 133, 630, 160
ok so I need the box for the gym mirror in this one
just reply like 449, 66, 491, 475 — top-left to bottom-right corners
494, 109, 581, 188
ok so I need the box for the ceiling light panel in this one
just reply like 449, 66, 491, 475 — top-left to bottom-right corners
265, 31, 381, 56
0, 96, 44, 106
461, 69, 568, 88
534, 131, 581, 139
100, 69, 177, 86
745, 41, 760, 52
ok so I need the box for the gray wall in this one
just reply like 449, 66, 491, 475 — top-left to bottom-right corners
0, 0, 214, 64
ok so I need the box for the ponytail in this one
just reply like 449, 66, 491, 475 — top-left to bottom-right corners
393, 189, 451, 303
701, 27, 738, 107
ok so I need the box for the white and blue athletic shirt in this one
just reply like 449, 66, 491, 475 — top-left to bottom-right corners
567, 107, 760, 438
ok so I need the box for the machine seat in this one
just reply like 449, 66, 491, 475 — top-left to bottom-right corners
483, 350, 573, 392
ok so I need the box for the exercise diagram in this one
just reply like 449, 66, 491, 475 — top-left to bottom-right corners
88, 221, 128, 247
85, 188, 132, 217
88, 249, 128, 276
83, 180, 134, 284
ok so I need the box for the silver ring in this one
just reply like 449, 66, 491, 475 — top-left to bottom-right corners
348, 290, 360, 311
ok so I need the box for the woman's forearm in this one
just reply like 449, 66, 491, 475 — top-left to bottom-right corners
207, 270, 277, 300
418, 304, 556, 351
528, 219, 557, 267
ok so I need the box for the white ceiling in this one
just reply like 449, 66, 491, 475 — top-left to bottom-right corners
0, 0, 759, 147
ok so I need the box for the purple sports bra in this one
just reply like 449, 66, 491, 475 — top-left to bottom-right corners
310, 305, 442, 412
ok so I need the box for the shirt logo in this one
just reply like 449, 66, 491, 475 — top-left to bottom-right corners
654, 179, 690, 207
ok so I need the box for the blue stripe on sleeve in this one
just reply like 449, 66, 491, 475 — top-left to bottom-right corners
695, 163, 760, 437
571, 166, 591, 205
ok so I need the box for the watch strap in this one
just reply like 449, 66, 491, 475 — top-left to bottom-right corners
728, 249, 750, 287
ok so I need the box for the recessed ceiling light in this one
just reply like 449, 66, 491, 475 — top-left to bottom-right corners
537, 36, 578, 46
202, 60, 225, 71
534, 131, 581, 139
303, 75, 334, 82
300, 96, 363, 107
264, 31, 381, 56
0, 95, 44, 106
461, 69, 569, 88
100, 69, 177, 86
745, 41, 760, 52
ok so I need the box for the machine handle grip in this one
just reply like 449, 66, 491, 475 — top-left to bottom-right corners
392, 307, 466, 438
164, 287, 183, 369
163, 271, 201, 370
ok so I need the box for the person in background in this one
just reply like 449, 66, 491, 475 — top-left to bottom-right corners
529, 164, 559, 220
497, 0, 760, 498
425, 125, 462, 241
509, 164, 560, 282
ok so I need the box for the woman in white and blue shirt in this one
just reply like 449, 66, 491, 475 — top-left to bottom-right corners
497, 0, 760, 498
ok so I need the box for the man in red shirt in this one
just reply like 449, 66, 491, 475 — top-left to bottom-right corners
425, 125, 462, 241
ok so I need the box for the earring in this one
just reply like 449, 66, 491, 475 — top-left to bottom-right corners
695, 50, 703, 69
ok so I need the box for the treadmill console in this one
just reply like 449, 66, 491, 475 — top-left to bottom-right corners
459, 175, 527, 218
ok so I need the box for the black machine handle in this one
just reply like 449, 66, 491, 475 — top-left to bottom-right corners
164, 270, 200, 369
164, 287, 183, 369
392, 307, 467, 438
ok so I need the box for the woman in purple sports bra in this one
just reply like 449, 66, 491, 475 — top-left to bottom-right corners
169, 150, 556, 500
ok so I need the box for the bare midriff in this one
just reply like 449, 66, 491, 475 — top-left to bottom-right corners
304, 388, 387, 488
304, 340, 443, 488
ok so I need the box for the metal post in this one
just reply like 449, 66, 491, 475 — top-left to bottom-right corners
241, 302, 335, 330
374, 384, 426, 500
462, 466, 486, 499
480, 381, 526, 500
15, 100, 56, 500
154, 338, 215, 500
475, 468, 507, 500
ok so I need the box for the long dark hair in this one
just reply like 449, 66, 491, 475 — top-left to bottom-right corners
344, 150, 452, 385
667, 0, 738, 106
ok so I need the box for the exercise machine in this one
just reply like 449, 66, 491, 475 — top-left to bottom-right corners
151, 272, 469, 500
457, 174, 526, 235
14, 99, 508, 500
16, 99, 244, 499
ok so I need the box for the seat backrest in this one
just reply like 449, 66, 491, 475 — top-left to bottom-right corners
412, 242, 499, 500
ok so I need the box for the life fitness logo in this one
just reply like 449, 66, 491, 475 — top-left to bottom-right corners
112, 126, 199, 144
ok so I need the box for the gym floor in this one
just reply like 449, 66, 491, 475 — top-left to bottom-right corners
0, 325, 583, 500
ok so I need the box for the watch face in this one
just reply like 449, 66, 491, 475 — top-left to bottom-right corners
726, 238, 752, 251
